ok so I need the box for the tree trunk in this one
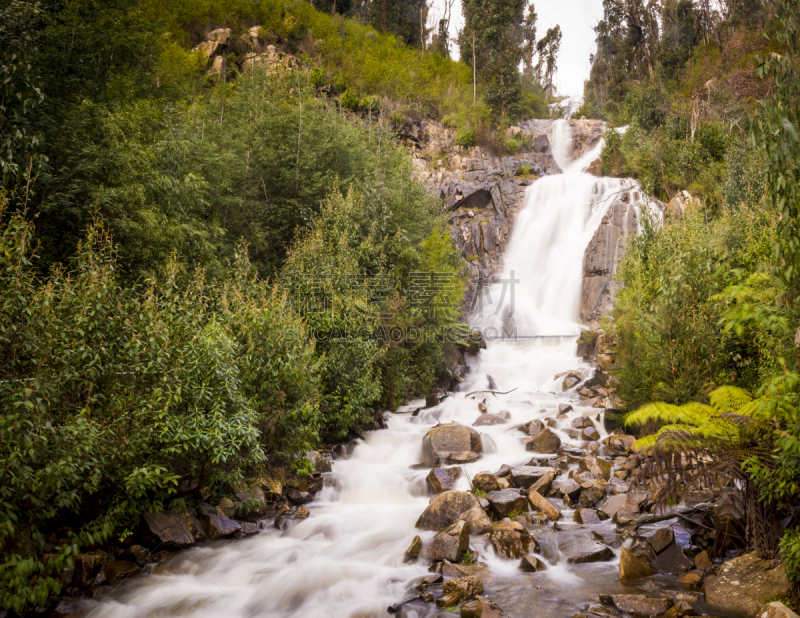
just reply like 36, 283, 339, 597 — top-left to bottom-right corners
630, 0, 654, 77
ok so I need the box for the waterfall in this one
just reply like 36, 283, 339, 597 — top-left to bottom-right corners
84, 121, 652, 618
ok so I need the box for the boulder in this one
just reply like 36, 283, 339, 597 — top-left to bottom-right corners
558, 403, 574, 414
579, 485, 606, 508
234, 485, 267, 516
528, 489, 562, 520
533, 134, 551, 153
651, 543, 693, 575
601, 595, 674, 617
704, 552, 790, 616
551, 478, 582, 501
519, 555, 547, 572
307, 450, 332, 473
472, 472, 500, 494
438, 575, 483, 607
486, 489, 528, 518
665, 190, 699, 218
405, 535, 423, 561
647, 528, 674, 553
524, 428, 562, 454
73, 551, 110, 587
758, 602, 800, 618
102, 560, 141, 584
573, 508, 601, 524
142, 509, 206, 548
581, 456, 613, 481
662, 601, 698, 618
582, 426, 601, 441
619, 547, 657, 582
567, 540, 614, 564
474, 413, 509, 426
489, 520, 538, 559
457, 505, 493, 535
197, 504, 242, 539
572, 417, 595, 429
422, 520, 470, 562
509, 466, 551, 488
416, 490, 482, 530
530, 469, 556, 495
519, 419, 546, 436
694, 550, 713, 571
206, 27, 232, 44
600, 494, 631, 519
677, 571, 703, 587
427, 467, 462, 493
604, 435, 636, 452
422, 423, 482, 466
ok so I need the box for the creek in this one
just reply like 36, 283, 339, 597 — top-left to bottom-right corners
84, 121, 698, 618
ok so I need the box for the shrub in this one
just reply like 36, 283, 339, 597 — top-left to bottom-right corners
455, 127, 476, 147
339, 89, 360, 110
310, 66, 327, 88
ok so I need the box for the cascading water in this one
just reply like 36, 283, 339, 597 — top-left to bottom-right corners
84, 121, 664, 618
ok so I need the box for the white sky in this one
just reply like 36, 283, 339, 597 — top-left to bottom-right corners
428, 0, 605, 96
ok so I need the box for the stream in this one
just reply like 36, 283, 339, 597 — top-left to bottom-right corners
83, 121, 698, 618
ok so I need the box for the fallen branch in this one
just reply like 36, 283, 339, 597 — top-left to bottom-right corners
465, 387, 518, 398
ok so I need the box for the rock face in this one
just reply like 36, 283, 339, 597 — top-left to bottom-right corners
704, 552, 791, 616
422, 423, 482, 466
416, 491, 482, 530
580, 189, 642, 328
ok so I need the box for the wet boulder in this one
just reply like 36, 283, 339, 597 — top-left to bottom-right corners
582, 426, 601, 441
519, 419, 546, 436
524, 427, 561, 454
550, 478, 582, 501
472, 472, 501, 494
519, 555, 547, 571
652, 543, 693, 575
486, 489, 528, 518
474, 413, 509, 426
404, 535, 422, 561
427, 467, 462, 493
422, 520, 470, 562
307, 450, 332, 473
489, 520, 538, 559
530, 469, 556, 495
437, 575, 484, 608
234, 485, 267, 516
604, 435, 636, 453
509, 466, 552, 488
422, 423, 482, 466
566, 538, 614, 564
600, 595, 674, 617
102, 560, 141, 584
197, 504, 242, 539
573, 508, 601, 524
142, 509, 206, 548
457, 505, 493, 535
579, 484, 606, 507
528, 489, 562, 520
703, 552, 791, 615
571, 417, 595, 429
759, 602, 800, 618
416, 490, 482, 530
619, 547, 657, 582
581, 456, 613, 481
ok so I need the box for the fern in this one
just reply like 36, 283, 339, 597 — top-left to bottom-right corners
710, 386, 752, 413
624, 401, 713, 429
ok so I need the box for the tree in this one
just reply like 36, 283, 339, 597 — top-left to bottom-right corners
459, 0, 527, 117
534, 25, 562, 92
368, 0, 430, 48
522, 5, 538, 82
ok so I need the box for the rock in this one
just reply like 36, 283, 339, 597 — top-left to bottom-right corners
677, 571, 703, 587
573, 508, 601, 524
704, 552, 790, 616
524, 428, 561, 454
586, 157, 602, 177
533, 134, 551, 153
694, 550, 713, 571
567, 541, 614, 564
102, 560, 141, 584
661, 601, 698, 618
427, 467, 462, 493
600, 494, 631, 519
665, 190, 699, 218
486, 489, 528, 518
519, 555, 547, 571
579, 484, 606, 508
197, 504, 242, 539
530, 469, 556, 495
295, 505, 310, 518
73, 551, 109, 587
601, 594, 674, 617
206, 27, 232, 45
457, 505, 493, 535
509, 466, 551, 488
426, 394, 441, 407
604, 435, 636, 452
528, 490, 562, 520
416, 490, 482, 530
472, 472, 501, 494
519, 419, 546, 436
474, 413, 509, 426
651, 543, 693, 575
285, 487, 314, 505
647, 528, 674, 553
308, 450, 332, 473
551, 478, 582, 501
422, 520, 470, 562
582, 426, 601, 441
234, 485, 267, 516
489, 520, 538, 559
218, 497, 236, 517
758, 602, 800, 618
572, 417, 595, 429
142, 509, 206, 548
562, 371, 583, 390
422, 423, 482, 466
236, 521, 259, 537
50, 600, 83, 617
405, 535, 423, 561
437, 575, 483, 607
619, 547, 657, 582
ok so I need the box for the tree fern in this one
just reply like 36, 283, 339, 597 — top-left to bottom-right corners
710, 386, 752, 413
624, 401, 713, 429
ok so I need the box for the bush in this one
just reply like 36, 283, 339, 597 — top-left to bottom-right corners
310, 66, 327, 88
339, 89, 360, 110
455, 127, 476, 147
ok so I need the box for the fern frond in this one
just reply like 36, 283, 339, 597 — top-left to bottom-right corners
693, 418, 740, 440
632, 434, 658, 451
709, 386, 752, 413
625, 401, 712, 428
736, 397, 771, 420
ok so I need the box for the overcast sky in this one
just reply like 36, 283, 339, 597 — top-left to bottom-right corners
428, 0, 605, 96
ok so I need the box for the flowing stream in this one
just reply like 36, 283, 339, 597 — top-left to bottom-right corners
86, 121, 677, 618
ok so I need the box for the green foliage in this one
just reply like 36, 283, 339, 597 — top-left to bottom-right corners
455, 127, 476, 147
339, 89, 360, 110
0, 207, 321, 610
709, 385, 753, 413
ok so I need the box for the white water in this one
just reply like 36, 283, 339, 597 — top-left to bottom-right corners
85, 121, 653, 618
